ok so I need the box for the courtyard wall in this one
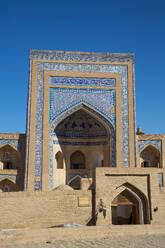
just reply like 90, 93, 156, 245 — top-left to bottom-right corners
0, 189, 92, 229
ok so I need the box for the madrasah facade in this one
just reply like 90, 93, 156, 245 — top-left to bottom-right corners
0, 50, 165, 227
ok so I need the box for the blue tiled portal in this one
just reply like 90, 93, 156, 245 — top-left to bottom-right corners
26, 52, 132, 191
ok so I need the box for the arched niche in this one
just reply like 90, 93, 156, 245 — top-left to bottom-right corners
140, 145, 161, 168
55, 151, 64, 169
70, 151, 85, 169
0, 144, 19, 170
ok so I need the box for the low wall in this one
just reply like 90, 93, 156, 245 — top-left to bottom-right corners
0, 189, 92, 229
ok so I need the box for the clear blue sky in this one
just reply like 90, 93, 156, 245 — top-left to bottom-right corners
0, 0, 165, 134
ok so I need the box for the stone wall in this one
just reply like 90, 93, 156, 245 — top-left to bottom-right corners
0, 189, 92, 229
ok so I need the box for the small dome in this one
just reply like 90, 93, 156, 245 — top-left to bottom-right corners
53, 184, 74, 191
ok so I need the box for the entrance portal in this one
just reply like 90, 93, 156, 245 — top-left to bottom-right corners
111, 189, 141, 225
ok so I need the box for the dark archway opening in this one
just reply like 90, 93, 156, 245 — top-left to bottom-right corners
111, 186, 149, 225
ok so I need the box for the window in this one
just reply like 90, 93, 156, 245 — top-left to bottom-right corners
141, 161, 150, 168
4, 162, 12, 169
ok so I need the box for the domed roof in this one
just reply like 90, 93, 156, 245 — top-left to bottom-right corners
53, 184, 74, 191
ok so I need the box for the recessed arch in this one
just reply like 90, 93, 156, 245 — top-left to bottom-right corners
50, 102, 115, 132
55, 151, 64, 169
50, 102, 115, 165
70, 151, 86, 169
0, 178, 17, 192
111, 182, 149, 225
140, 145, 161, 168
0, 144, 20, 170
49, 102, 116, 190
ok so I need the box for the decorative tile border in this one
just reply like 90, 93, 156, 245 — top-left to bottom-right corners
53, 140, 108, 146
50, 76, 115, 87
138, 140, 162, 153
0, 139, 22, 152
30, 50, 134, 62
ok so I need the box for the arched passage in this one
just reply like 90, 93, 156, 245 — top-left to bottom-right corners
140, 145, 160, 168
111, 184, 149, 225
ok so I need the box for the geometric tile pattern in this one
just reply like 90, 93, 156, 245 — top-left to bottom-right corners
138, 140, 162, 153
49, 87, 116, 126
0, 139, 22, 152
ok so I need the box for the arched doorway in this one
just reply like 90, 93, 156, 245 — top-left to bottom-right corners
140, 145, 160, 168
111, 185, 149, 225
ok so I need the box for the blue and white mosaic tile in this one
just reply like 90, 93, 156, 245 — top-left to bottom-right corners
50, 76, 115, 87
53, 140, 108, 146
30, 50, 134, 63
138, 140, 162, 153
49, 87, 116, 126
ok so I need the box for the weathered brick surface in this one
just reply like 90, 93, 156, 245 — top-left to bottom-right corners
0, 190, 92, 229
